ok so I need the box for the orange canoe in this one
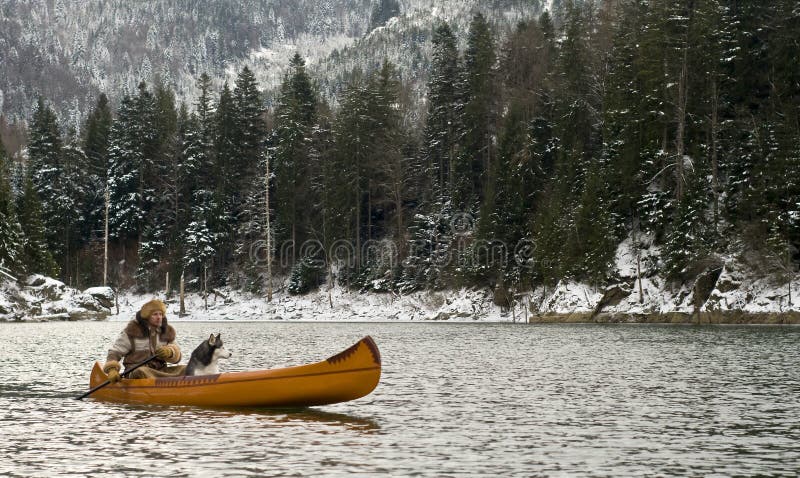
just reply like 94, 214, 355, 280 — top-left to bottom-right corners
87, 336, 381, 407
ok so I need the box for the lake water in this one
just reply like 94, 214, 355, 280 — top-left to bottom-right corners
1, 321, 799, 476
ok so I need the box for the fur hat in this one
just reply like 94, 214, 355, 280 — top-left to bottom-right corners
139, 299, 167, 319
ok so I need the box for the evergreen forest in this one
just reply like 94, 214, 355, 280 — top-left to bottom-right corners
0, 0, 798, 298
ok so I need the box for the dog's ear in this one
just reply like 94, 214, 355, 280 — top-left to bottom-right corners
208, 333, 216, 345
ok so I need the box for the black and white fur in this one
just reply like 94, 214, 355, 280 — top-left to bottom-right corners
184, 333, 232, 376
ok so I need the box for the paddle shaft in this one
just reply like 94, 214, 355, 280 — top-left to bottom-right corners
76, 355, 159, 400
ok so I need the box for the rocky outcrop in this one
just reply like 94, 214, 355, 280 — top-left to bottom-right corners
0, 275, 114, 321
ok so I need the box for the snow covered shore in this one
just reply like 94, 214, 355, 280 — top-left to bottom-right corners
1, 242, 798, 324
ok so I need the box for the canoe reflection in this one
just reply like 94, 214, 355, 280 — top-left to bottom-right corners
120, 402, 381, 431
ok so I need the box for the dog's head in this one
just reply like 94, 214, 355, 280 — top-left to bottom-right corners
207, 333, 232, 360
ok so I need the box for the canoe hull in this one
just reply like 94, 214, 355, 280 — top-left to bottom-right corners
88, 336, 381, 408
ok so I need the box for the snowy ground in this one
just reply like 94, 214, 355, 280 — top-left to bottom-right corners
111, 286, 520, 323
2, 232, 798, 322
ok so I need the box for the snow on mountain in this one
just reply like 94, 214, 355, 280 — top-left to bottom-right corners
0, 0, 544, 125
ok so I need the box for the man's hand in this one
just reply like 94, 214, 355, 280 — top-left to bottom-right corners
107, 368, 121, 383
103, 361, 121, 383
155, 346, 173, 360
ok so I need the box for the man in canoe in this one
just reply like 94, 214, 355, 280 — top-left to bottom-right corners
102, 299, 185, 381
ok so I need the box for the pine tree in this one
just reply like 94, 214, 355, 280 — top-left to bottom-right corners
274, 54, 318, 257
423, 22, 461, 202
0, 140, 23, 272
369, 0, 401, 30
211, 81, 238, 266
27, 97, 67, 269
194, 73, 216, 191
83, 93, 112, 178
373, 61, 411, 249
232, 66, 265, 200
81, 93, 113, 247
333, 72, 374, 272
107, 94, 144, 242
17, 175, 59, 276
136, 81, 179, 289
568, 162, 618, 284
214, 82, 237, 198
454, 12, 497, 211
60, 128, 89, 282
183, 190, 219, 283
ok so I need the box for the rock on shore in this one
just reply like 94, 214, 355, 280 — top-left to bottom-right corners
0, 275, 113, 321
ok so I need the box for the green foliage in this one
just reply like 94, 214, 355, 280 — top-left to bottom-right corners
454, 13, 497, 210
16, 1, 800, 292
274, 54, 319, 252
423, 22, 461, 201
0, 140, 23, 272
17, 176, 59, 276
288, 256, 324, 295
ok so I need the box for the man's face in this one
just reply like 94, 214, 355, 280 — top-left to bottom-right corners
147, 310, 164, 328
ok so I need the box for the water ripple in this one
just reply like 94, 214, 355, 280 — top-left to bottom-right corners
1, 322, 799, 476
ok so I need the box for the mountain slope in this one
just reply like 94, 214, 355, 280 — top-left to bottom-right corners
0, 0, 543, 127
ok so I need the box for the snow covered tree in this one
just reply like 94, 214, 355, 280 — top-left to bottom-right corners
81, 93, 112, 246
0, 140, 23, 272
213, 81, 236, 192
232, 66, 265, 201
398, 202, 459, 291
332, 72, 374, 270
59, 129, 89, 281
422, 22, 461, 202
454, 12, 497, 211
107, 94, 144, 242
184, 185, 222, 288
273, 53, 318, 257
17, 175, 59, 276
369, 0, 401, 30
136, 81, 179, 289
27, 97, 67, 266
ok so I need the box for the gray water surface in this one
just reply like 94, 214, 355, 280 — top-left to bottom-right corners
1, 322, 799, 476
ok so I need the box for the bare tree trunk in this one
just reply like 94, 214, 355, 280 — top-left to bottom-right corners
633, 216, 643, 303
265, 151, 272, 302
355, 179, 361, 271
367, 179, 372, 242
104, 189, 109, 287
179, 272, 186, 316
675, 48, 689, 201
711, 79, 720, 230
203, 265, 208, 311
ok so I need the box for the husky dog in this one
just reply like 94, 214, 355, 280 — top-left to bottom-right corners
184, 333, 232, 376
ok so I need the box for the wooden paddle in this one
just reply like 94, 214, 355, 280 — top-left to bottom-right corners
76, 355, 159, 400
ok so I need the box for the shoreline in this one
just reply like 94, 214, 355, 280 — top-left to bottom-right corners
5, 311, 800, 325
528, 311, 800, 325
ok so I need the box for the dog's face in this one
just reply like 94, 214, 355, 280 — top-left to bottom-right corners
207, 333, 232, 360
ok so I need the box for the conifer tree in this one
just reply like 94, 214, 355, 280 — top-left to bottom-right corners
194, 73, 216, 190
137, 81, 179, 289
454, 12, 497, 211
107, 94, 144, 242
81, 93, 113, 246
274, 54, 318, 255
27, 97, 67, 266
333, 72, 374, 270
422, 21, 461, 201
369, 0, 401, 30
183, 189, 218, 282
232, 66, 265, 199
373, 60, 410, 248
0, 140, 23, 272
17, 176, 59, 276
60, 129, 89, 281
